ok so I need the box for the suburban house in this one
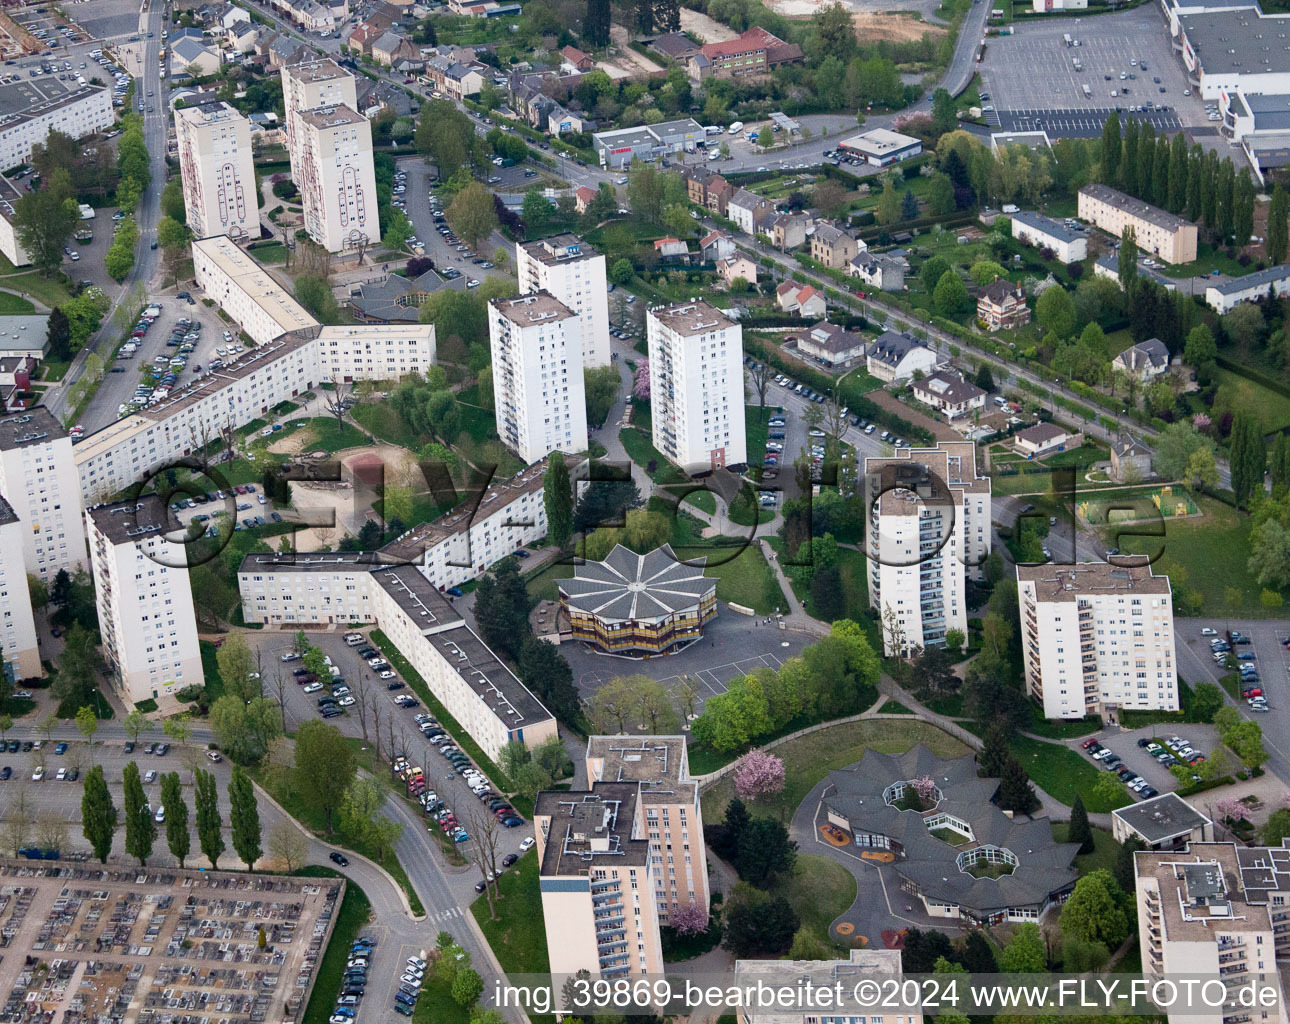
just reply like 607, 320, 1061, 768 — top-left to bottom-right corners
221, 3, 251, 28
653, 237, 691, 263
912, 370, 987, 421
1112, 338, 1171, 380
547, 104, 596, 136
977, 280, 1031, 332
440, 61, 488, 100
682, 166, 733, 216
574, 186, 597, 213
775, 281, 826, 319
1014, 422, 1084, 457
689, 26, 802, 80
792, 321, 866, 368
560, 45, 595, 72
372, 31, 419, 66
227, 21, 258, 50
347, 23, 381, 53
727, 188, 772, 235
849, 252, 907, 291
770, 212, 809, 251
699, 230, 735, 262
865, 331, 938, 383
716, 254, 757, 288
1111, 433, 1154, 483
173, 36, 221, 74
811, 223, 861, 268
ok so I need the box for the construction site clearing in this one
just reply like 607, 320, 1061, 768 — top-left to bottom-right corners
0, 860, 344, 1024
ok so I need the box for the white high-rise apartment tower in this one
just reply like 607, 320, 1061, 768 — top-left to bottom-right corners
85, 495, 203, 705
1018, 562, 1178, 720
865, 442, 990, 656
0, 495, 40, 681
281, 59, 378, 252
489, 291, 588, 464
646, 300, 745, 474
175, 101, 258, 240
516, 235, 610, 367
0, 408, 87, 580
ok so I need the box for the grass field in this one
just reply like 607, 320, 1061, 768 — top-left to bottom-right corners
2, 272, 72, 310
454, 387, 500, 446
1051, 822, 1119, 876
1212, 366, 1290, 433
470, 850, 549, 973
0, 291, 34, 314
1079, 485, 1199, 525
298, 867, 372, 1024
295, 418, 373, 454
351, 402, 422, 449
525, 560, 574, 602
1156, 243, 1249, 280
1007, 733, 1130, 813
765, 538, 870, 624
700, 719, 970, 823
675, 542, 781, 614
772, 854, 857, 950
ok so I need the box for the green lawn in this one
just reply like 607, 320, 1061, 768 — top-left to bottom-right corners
2, 273, 72, 310
454, 387, 499, 446
297, 418, 373, 454
679, 488, 716, 514
413, 977, 470, 1024
200, 640, 226, 701
525, 560, 574, 602
746, 404, 770, 469
765, 538, 870, 624
298, 867, 372, 1024
351, 401, 422, 449
1211, 366, 1290, 433
1007, 733, 1130, 813
1048, 822, 1120, 876
619, 426, 686, 483
470, 850, 549, 973
879, 700, 914, 715
0, 291, 35, 314
675, 542, 781, 615
1156, 243, 1250, 279
700, 719, 970, 822
1023, 716, 1101, 739
771, 853, 857, 950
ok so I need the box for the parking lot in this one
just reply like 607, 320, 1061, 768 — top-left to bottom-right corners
994, 106, 1182, 136
979, 8, 1199, 122
1074, 721, 1223, 798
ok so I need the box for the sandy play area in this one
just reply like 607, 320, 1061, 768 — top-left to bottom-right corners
761, 0, 946, 32
605, 25, 666, 77
678, 8, 738, 41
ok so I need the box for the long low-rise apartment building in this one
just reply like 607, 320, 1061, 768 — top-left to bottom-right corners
1078, 184, 1199, 264
192, 234, 321, 344
1010, 210, 1088, 263
381, 456, 555, 589
1205, 264, 1290, 312
238, 554, 557, 758
74, 322, 435, 502
0, 84, 112, 170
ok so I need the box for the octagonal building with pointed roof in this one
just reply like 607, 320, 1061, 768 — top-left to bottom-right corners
558, 544, 717, 656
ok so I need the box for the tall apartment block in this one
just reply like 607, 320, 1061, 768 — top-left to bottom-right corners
1018, 562, 1178, 720
585, 736, 710, 922
516, 235, 610, 368
646, 300, 746, 474
864, 442, 989, 656
175, 101, 258, 241
0, 496, 40, 681
281, 59, 378, 253
735, 950, 923, 1024
489, 292, 588, 464
0, 409, 87, 580
534, 782, 665, 977
85, 496, 203, 705
1135, 842, 1290, 1024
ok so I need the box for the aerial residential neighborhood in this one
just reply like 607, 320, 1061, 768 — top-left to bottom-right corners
0, 0, 1283, 1013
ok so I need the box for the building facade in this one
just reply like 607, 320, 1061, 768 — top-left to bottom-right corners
1018, 562, 1178, 720
0, 495, 39, 681
866, 443, 990, 655
735, 950, 922, 1024
86, 496, 203, 705
1010, 210, 1088, 263
0, 408, 87, 579
1078, 184, 1199, 264
977, 280, 1031, 331
192, 234, 320, 344
489, 292, 588, 465
911, 370, 987, 421
238, 555, 558, 758
0, 176, 30, 269
1205, 264, 1290, 313
533, 782, 665, 977
281, 59, 378, 252
516, 235, 610, 368
865, 331, 938, 383
647, 300, 746, 473
585, 736, 711, 922
0, 85, 112, 170
176, 101, 259, 241
810, 224, 861, 268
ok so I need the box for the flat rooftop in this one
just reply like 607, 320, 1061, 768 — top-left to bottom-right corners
1011, 209, 1083, 244
0, 174, 21, 227
492, 290, 575, 326
1178, 7, 1290, 79
839, 128, 921, 154
536, 782, 650, 876
0, 80, 106, 132
1114, 792, 1212, 842
649, 299, 734, 336
0, 407, 66, 450
176, 99, 248, 127
519, 234, 602, 267
86, 494, 182, 545
1134, 843, 1271, 942
299, 103, 365, 129
318, 323, 436, 345
585, 735, 697, 805
1080, 183, 1193, 233
1017, 561, 1172, 600
283, 57, 352, 84
192, 234, 320, 337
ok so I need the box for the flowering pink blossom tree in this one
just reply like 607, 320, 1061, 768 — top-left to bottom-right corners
910, 776, 938, 803
668, 902, 710, 937
1215, 798, 1245, 824
633, 359, 651, 401
1194, 413, 1212, 431
734, 750, 785, 802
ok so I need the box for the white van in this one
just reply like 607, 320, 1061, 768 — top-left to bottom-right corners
727, 121, 744, 134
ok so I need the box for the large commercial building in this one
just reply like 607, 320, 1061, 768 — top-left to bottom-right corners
281, 60, 378, 252
865, 442, 990, 656
591, 118, 705, 169
515, 235, 610, 368
1174, 6, 1290, 100
0, 83, 112, 170
646, 300, 746, 474
488, 291, 588, 465
238, 554, 558, 758
584, 736, 711, 922
86, 496, 203, 705
1135, 842, 1290, 1024
533, 782, 665, 977
559, 544, 717, 655
1017, 562, 1178, 720
192, 235, 319, 344
1077, 184, 1199, 264
0, 408, 87, 579
176, 101, 259, 241
0, 495, 40, 681
734, 950, 922, 1024
837, 128, 923, 166
381, 456, 556, 590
